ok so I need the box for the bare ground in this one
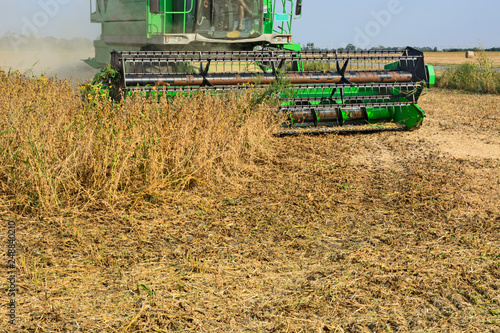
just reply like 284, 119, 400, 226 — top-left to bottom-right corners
1, 87, 500, 332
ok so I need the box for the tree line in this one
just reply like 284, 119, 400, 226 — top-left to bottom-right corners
302, 43, 500, 53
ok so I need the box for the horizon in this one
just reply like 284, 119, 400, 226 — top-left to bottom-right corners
0, 0, 499, 50
1, 33, 498, 52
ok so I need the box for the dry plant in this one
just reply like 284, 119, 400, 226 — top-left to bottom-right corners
424, 51, 500, 67
0, 70, 282, 215
436, 49, 500, 94
0, 70, 499, 332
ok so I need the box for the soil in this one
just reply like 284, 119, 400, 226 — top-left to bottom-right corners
419, 90, 500, 160
0, 68, 499, 331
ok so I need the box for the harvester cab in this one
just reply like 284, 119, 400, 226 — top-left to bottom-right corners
87, 0, 435, 134
86, 0, 300, 68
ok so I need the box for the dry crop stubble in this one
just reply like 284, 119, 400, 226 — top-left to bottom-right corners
424, 52, 500, 67
0, 72, 499, 332
0, 70, 282, 215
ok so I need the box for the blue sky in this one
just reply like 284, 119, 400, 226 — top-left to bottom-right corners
1, 0, 499, 49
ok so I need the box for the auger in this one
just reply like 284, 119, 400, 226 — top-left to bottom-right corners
87, 0, 435, 134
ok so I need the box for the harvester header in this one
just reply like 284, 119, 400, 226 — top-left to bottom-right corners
111, 47, 433, 133
88, 0, 435, 134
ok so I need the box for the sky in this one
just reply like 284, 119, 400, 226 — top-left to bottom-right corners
0, 0, 499, 49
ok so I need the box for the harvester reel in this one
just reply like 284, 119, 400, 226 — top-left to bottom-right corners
109, 47, 433, 134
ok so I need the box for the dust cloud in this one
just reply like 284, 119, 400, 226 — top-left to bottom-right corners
0, 33, 98, 84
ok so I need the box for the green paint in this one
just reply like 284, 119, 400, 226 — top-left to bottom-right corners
87, 1, 432, 132
426, 64, 436, 88
88, 0, 300, 67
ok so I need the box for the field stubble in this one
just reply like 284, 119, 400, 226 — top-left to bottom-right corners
0, 71, 499, 332
424, 52, 500, 68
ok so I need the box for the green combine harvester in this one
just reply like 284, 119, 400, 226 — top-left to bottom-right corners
86, 0, 435, 134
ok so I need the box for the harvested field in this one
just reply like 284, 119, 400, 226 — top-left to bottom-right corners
424, 51, 500, 68
0, 70, 499, 332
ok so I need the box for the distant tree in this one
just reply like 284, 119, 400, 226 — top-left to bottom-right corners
345, 44, 356, 51
368, 45, 386, 51
303, 42, 316, 51
412, 46, 435, 52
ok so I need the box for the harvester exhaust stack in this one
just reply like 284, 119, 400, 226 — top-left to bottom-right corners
111, 47, 433, 134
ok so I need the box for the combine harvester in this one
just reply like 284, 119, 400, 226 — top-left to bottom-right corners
86, 0, 435, 134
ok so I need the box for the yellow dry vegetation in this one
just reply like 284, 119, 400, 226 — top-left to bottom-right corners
0, 70, 499, 332
424, 51, 500, 67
